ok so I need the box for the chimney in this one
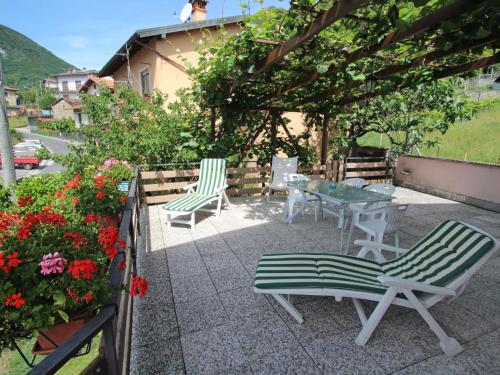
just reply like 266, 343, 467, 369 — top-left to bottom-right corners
190, 0, 207, 22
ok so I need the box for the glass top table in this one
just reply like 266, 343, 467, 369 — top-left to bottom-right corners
285, 179, 394, 252
287, 179, 393, 205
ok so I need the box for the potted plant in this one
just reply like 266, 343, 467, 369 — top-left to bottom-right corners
0, 176, 147, 356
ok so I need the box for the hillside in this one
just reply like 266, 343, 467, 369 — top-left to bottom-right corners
0, 24, 75, 90
358, 100, 500, 165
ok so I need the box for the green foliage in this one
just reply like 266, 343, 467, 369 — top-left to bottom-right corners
35, 146, 51, 161
0, 24, 74, 90
8, 116, 28, 129
37, 88, 57, 109
15, 174, 65, 212
9, 129, 22, 145
329, 79, 473, 156
37, 118, 76, 134
0, 185, 12, 211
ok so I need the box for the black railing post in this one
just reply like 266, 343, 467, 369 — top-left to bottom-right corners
103, 321, 118, 375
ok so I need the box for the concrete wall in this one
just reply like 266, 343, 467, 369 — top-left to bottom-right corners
395, 155, 500, 211
4, 88, 18, 107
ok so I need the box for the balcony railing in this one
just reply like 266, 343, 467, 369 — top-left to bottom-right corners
29, 170, 141, 375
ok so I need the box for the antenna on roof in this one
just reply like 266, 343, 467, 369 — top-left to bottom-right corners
179, 2, 192, 23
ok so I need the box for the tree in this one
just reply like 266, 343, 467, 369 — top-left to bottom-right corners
38, 88, 57, 109
330, 79, 474, 157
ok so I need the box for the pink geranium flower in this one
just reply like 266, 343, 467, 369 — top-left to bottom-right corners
40, 252, 67, 275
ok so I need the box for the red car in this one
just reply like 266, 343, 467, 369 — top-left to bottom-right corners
0, 154, 40, 170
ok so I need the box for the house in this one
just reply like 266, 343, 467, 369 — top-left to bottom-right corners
79, 75, 114, 95
99, 1, 241, 103
50, 69, 97, 99
42, 77, 58, 91
51, 98, 89, 128
3, 86, 19, 108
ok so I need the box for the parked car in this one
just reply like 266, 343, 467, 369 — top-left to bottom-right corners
13, 139, 44, 151
0, 155, 40, 170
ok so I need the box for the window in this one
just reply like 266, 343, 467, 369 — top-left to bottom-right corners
3, 91, 8, 97
62, 81, 69, 91
75, 80, 82, 90
140, 69, 150, 96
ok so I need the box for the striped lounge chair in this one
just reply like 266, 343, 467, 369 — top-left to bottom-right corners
163, 158, 230, 229
254, 220, 498, 356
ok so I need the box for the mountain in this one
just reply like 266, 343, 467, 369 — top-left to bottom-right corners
0, 24, 75, 90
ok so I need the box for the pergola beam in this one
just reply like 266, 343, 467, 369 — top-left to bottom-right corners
299, 33, 499, 105
263, 0, 486, 103
334, 52, 500, 107
231, 0, 369, 92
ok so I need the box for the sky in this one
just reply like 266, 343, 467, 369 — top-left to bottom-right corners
0, 0, 286, 71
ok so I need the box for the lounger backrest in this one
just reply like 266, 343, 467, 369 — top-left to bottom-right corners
270, 156, 298, 187
196, 158, 227, 195
382, 220, 496, 287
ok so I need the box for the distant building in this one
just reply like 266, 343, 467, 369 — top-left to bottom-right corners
4, 86, 19, 108
79, 75, 114, 95
99, 2, 241, 105
45, 69, 97, 99
51, 98, 89, 128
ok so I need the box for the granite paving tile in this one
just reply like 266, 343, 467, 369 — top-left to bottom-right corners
209, 263, 252, 292
250, 346, 322, 375
170, 270, 217, 302
181, 324, 249, 375
303, 330, 386, 375
175, 294, 227, 335
131, 337, 185, 375
132, 299, 179, 348
202, 251, 243, 272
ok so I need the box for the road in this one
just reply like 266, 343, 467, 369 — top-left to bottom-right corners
12, 128, 76, 180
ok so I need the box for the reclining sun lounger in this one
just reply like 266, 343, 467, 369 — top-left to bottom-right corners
254, 220, 498, 356
163, 158, 230, 229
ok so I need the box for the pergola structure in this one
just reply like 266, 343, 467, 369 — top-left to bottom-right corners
201, 0, 499, 163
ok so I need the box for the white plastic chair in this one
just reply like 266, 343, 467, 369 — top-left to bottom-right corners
284, 174, 321, 222
266, 156, 298, 201
349, 183, 396, 212
347, 203, 408, 257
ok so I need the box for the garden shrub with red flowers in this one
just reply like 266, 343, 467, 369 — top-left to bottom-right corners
0, 163, 147, 354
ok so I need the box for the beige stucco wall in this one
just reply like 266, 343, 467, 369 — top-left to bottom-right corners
396, 155, 500, 204
52, 100, 75, 120
111, 23, 320, 156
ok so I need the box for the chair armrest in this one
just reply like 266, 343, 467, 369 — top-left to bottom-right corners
217, 185, 228, 193
378, 276, 456, 296
354, 240, 409, 255
183, 181, 199, 192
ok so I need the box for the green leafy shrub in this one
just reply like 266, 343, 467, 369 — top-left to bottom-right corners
37, 118, 76, 134
0, 185, 12, 212
15, 174, 65, 212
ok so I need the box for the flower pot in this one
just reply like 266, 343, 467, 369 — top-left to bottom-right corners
32, 309, 94, 355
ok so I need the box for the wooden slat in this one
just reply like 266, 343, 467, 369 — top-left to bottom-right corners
227, 177, 266, 185
346, 170, 390, 178
298, 164, 326, 172
227, 166, 270, 174
141, 181, 189, 192
346, 162, 386, 169
140, 169, 199, 179
143, 194, 185, 205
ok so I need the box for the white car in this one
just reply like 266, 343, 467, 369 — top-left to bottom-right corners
14, 140, 44, 151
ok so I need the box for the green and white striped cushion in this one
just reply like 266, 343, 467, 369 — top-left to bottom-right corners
382, 220, 495, 287
196, 158, 227, 195
254, 253, 387, 294
254, 220, 495, 294
163, 194, 217, 212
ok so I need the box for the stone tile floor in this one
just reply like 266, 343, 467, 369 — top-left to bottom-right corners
130, 187, 500, 374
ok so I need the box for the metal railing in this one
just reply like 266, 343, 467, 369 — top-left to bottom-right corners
29, 169, 141, 375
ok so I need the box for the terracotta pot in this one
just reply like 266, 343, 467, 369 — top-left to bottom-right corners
32, 309, 95, 355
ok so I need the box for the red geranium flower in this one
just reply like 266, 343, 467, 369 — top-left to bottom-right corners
119, 196, 127, 204
63, 232, 88, 249
65, 179, 79, 189
67, 259, 97, 279
96, 192, 106, 199
5, 293, 26, 309
66, 288, 80, 303
55, 190, 66, 199
7, 251, 22, 269
71, 196, 79, 205
84, 214, 100, 223
82, 293, 94, 303
17, 196, 33, 207
17, 224, 32, 241
0, 252, 8, 273
130, 276, 148, 298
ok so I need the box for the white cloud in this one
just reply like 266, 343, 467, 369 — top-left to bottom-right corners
61, 36, 89, 49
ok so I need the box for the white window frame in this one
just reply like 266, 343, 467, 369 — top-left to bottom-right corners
139, 68, 151, 96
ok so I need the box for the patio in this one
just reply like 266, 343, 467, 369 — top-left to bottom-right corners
130, 187, 500, 374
